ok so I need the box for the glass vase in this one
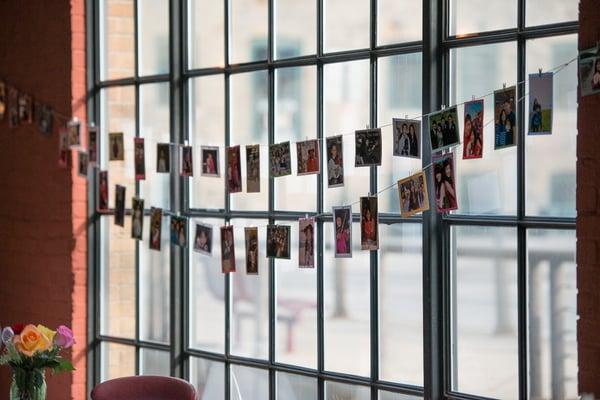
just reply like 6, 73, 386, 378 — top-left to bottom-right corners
9, 370, 46, 400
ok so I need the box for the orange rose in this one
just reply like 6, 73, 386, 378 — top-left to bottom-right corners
14, 324, 52, 356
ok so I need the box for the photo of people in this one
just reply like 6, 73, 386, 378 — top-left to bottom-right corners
0, 81, 5, 120
326, 135, 344, 188
578, 46, 600, 97
108, 132, 124, 161
98, 170, 109, 211
114, 185, 126, 227
494, 86, 517, 149
244, 227, 259, 274
180, 145, 194, 177
528, 72, 553, 135
68, 120, 81, 148
77, 151, 88, 178
131, 197, 144, 240
193, 223, 213, 256
226, 145, 242, 193
58, 128, 71, 168
8, 88, 19, 128
88, 126, 98, 165
36, 103, 53, 135
201, 146, 219, 177
270, 141, 292, 177
393, 119, 420, 158
355, 128, 382, 167
157, 143, 171, 173
462, 100, 484, 159
428, 107, 460, 153
266, 224, 291, 259
397, 171, 430, 218
170, 216, 187, 248
299, 217, 315, 268
18, 94, 32, 124
134, 137, 145, 180
246, 144, 260, 193
220, 225, 236, 273
433, 153, 458, 213
149, 207, 163, 251
360, 197, 379, 250
297, 139, 320, 175
333, 206, 352, 258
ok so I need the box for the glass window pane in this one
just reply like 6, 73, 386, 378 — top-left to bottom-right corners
528, 229, 577, 400
230, 365, 269, 400
100, 216, 136, 338
451, 226, 518, 399
377, 53, 422, 214
275, 0, 316, 59
230, 71, 269, 211
100, 342, 135, 382
189, 0, 225, 69
379, 224, 423, 386
449, 0, 517, 36
379, 391, 422, 400
100, 0, 135, 80
190, 357, 225, 400
525, 35, 577, 217
449, 42, 517, 216
277, 372, 317, 399
190, 75, 226, 210
324, 222, 370, 376
275, 66, 317, 212
324, 0, 369, 53
138, 0, 169, 76
230, 0, 268, 64
140, 83, 171, 209
276, 220, 318, 368
324, 60, 370, 210
526, 0, 578, 27
325, 381, 370, 400
377, 0, 422, 45
139, 348, 170, 376
189, 218, 226, 353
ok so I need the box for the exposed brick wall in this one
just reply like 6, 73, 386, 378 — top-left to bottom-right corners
578, 0, 600, 397
0, 0, 87, 399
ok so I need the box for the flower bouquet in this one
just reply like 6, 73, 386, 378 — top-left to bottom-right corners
0, 324, 75, 400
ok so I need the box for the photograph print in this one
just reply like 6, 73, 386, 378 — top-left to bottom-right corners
494, 86, 517, 149
36, 103, 53, 135
462, 100, 484, 159
226, 145, 242, 193
131, 197, 144, 240
270, 141, 292, 177
8, 87, 18, 128
134, 137, 145, 180
108, 132, 124, 161
18, 93, 33, 124
77, 151, 89, 178
393, 119, 420, 158
246, 144, 260, 193
428, 106, 460, 153
68, 120, 81, 148
114, 184, 126, 227
433, 153, 458, 213
360, 196, 379, 251
0, 81, 5, 120
355, 128, 382, 167
97, 170, 109, 211
266, 224, 291, 259
89, 126, 98, 165
528, 72, 553, 135
170, 216, 187, 248
149, 207, 163, 251
220, 225, 236, 273
58, 128, 71, 168
193, 223, 213, 256
245, 227, 259, 275
326, 135, 344, 188
200, 146, 219, 177
333, 206, 352, 258
397, 171, 430, 218
157, 143, 171, 173
299, 217, 315, 268
297, 139, 320, 175
180, 145, 194, 177
579, 46, 600, 97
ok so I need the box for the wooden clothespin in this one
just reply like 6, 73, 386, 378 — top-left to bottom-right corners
538, 68, 543, 77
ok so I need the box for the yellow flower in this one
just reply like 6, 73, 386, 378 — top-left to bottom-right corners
15, 325, 52, 356
36, 325, 56, 343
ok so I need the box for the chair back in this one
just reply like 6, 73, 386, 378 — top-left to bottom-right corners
91, 376, 197, 400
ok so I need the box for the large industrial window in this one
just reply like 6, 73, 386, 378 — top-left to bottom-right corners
88, 0, 578, 399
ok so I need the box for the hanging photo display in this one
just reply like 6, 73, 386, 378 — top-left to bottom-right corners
355, 128, 382, 167
0, 81, 5, 120
392, 118, 420, 158
88, 126, 98, 165
8, 88, 18, 128
270, 141, 292, 177
220, 225, 236, 273
149, 207, 163, 251
58, 128, 71, 168
397, 171, 429, 217
131, 198, 144, 240
77, 151, 89, 178
108, 132, 124, 161
226, 145, 242, 193
494, 86, 517, 149
201, 146, 219, 177
18, 94, 33, 124
97, 171, 109, 211
114, 185, 126, 227
297, 139, 320, 175
433, 153, 458, 213
246, 144, 260, 193
180, 145, 194, 177
170, 216, 187, 248
266, 224, 291, 259
36, 103, 53, 135
360, 196, 379, 250
134, 138, 145, 180
193, 223, 213, 256
462, 100, 484, 159
578, 46, 600, 97
68, 119, 81, 148
156, 143, 171, 173
528, 73, 553, 135
245, 227, 259, 274
428, 106, 460, 153
326, 135, 344, 188
333, 206, 352, 258
299, 217, 315, 268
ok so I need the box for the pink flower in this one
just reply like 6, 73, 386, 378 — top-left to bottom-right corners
54, 325, 74, 349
